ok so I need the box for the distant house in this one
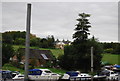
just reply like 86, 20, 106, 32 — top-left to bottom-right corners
55, 39, 71, 49
12, 48, 55, 67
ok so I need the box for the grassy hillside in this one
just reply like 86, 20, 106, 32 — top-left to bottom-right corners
102, 53, 120, 65
13, 45, 120, 65
13, 45, 64, 58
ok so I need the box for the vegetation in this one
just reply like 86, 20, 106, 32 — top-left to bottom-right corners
2, 63, 24, 74
101, 42, 120, 54
2, 63, 66, 74
59, 13, 103, 72
2, 31, 55, 48
102, 53, 120, 65
2, 43, 14, 66
13, 45, 64, 58
2, 14, 120, 74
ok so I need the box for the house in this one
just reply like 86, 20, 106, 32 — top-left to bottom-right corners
55, 39, 71, 49
12, 48, 55, 67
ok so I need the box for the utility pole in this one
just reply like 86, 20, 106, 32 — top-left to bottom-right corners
91, 46, 93, 81
24, 3, 31, 81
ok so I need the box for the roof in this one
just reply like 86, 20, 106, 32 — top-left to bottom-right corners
20, 48, 55, 60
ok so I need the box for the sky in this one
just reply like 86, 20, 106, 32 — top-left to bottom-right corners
2, 2, 118, 42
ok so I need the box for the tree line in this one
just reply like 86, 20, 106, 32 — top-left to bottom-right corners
100, 42, 120, 54
2, 31, 55, 48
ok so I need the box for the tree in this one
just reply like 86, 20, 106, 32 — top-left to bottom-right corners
2, 43, 14, 66
30, 37, 41, 47
47, 35, 55, 48
59, 13, 103, 72
73, 13, 91, 44
14, 38, 25, 45
2, 32, 13, 44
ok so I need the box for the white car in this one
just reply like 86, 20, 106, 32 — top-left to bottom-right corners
12, 74, 24, 80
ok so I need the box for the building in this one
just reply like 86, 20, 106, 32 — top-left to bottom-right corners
12, 48, 55, 67
55, 39, 71, 49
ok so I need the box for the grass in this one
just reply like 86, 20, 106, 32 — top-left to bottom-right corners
2, 63, 66, 75
2, 63, 24, 74
102, 53, 120, 65
13, 45, 64, 58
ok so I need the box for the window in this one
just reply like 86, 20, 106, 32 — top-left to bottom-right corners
41, 54, 48, 60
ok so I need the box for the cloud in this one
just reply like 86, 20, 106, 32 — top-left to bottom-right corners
2, 2, 118, 42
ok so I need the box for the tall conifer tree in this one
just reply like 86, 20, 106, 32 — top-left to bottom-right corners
73, 13, 91, 44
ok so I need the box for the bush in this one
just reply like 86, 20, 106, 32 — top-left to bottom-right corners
104, 48, 113, 53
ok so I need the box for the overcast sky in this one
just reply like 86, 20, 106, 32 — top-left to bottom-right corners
2, 2, 118, 42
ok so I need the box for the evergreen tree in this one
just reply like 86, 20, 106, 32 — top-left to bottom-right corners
59, 13, 103, 72
73, 13, 91, 44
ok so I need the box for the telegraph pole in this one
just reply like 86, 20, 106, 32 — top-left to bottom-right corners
91, 46, 93, 81
24, 3, 31, 81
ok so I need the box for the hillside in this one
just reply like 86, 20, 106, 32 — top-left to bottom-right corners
102, 53, 120, 65
13, 45, 64, 58
13, 45, 120, 65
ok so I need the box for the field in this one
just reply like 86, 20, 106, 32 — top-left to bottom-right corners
102, 53, 120, 65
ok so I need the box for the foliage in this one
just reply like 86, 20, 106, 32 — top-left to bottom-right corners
2, 43, 14, 66
113, 43, 120, 54
100, 42, 120, 54
2, 31, 26, 44
15, 47, 25, 63
59, 13, 103, 72
2, 31, 55, 48
72, 13, 91, 44
14, 38, 25, 45
30, 37, 41, 47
